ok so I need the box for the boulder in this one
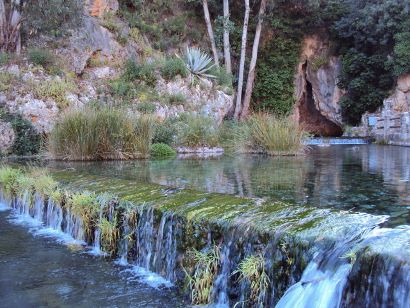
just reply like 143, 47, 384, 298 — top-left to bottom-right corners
0, 121, 15, 154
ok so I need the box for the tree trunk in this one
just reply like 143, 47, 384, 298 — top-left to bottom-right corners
202, 0, 220, 67
234, 0, 250, 120
223, 0, 231, 75
0, 0, 6, 48
240, 0, 267, 120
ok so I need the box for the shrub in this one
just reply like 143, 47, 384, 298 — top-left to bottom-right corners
160, 57, 188, 80
0, 52, 10, 66
237, 113, 306, 156
0, 72, 15, 92
23, 0, 83, 37
210, 66, 233, 89
0, 110, 41, 156
136, 102, 156, 114
163, 93, 187, 106
152, 118, 177, 145
123, 60, 157, 86
28, 48, 54, 68
48, 107, 154, 160
150, 143, 176, 158
177, 114, 219, 147
34, 78, 76, 108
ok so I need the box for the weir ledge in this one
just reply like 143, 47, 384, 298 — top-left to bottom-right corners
1, 167, 409, 307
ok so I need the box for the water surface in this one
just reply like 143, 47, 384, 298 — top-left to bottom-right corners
0, 210, 186, 308
48, 145, 410, 226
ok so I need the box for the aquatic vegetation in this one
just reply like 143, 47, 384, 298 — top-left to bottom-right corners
48, 107, 154, 160
150, 143, 176, 158
236, 113, 307, 156
98, 217, 120, 256
67, 191, 99, 240
0, 166, 22, 198
233, 255, 270, 306
184, 245, 221, 305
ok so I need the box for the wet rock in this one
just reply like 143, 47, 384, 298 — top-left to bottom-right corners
0, 121, 15, 154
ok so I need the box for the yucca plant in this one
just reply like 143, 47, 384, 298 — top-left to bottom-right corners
177, 47, 216, 81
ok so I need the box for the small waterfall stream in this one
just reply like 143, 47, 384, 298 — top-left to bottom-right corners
0, 170, 409, 308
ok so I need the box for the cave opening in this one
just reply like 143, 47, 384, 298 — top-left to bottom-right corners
298, 62, 343, 137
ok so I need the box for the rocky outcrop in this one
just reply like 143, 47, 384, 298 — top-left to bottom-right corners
0, 121, 15, 154
347, 74, 410, 144
86, 0, 119, 17
154, 77, 234, 124
293, 35, 343, 136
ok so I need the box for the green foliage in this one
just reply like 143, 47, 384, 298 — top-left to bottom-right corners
0, 110, 41, 156
98, 217, 120, 256
0, 72, 16, 92
236, 113, 307, 156
136, 102, 157, 114
23, 0, 83, 37
34, 78, 77, 108
123, 60, 157, 86
392, 30, 410, 77
177, 114, 219, 147
152, 118, 178, 145
48, 106, 153, 160
233, 255, 270, 306
332, 0, 410, 124
160, 57, 188, 80
0, 52, 10, 66
210, 66, 233, 89
253, 14, 303, 116
150, 143, 176, 158
185, 246, 220, 305
0, 166, 22, 198
163, 93, 187, 106
28, 48, 54, 68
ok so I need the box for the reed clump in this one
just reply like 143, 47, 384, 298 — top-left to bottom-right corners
184, 245, 221, 305
233, 254, 270, 306
236, 113, 307, 156
48, 106, 154, 160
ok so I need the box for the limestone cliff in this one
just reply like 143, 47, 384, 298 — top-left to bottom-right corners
293, 35, 343, 137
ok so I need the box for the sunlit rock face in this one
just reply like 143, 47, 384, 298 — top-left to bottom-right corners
293, 35, 343, 137
86, 0, 119, 17
0, 121, 14, 154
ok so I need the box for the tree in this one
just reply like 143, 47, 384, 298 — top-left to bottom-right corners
202, 0, 220, 67
234, 0, 250, 120
223, 0, 232, 75
240, 0, 267, 119
0, 0, 23, 53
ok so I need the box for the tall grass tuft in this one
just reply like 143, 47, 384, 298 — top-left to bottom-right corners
177, 114, 220, 147
48, 107, 154, 160
237, 113, 307, 156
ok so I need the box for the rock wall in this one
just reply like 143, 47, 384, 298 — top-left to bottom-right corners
293, 35, 343, 137
347, 74, 410, 145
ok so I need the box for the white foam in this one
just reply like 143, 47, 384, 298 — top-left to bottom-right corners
122, 265, 173, 289
0, 201, 10, 212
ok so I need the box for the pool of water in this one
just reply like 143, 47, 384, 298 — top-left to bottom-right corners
47, 145, 410, 227
0, 210, 186, 308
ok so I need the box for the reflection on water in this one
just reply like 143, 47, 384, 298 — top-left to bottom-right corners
48, 145, 409, 226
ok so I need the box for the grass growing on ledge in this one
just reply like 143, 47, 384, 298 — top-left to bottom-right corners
48, 107, 154, 160
184, 246, 221, 305
237, 113, 307, 156
233, 254, 270, 306
0, 166, 22, 198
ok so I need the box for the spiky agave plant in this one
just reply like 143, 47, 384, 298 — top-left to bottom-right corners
233, 254, 270, 307
184, 245, 221, 305
177, 47, 216, 81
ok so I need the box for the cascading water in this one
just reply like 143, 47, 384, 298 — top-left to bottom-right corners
0, 169, 409, 308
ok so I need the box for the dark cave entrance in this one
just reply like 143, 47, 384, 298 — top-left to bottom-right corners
298, 62, 343, 137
